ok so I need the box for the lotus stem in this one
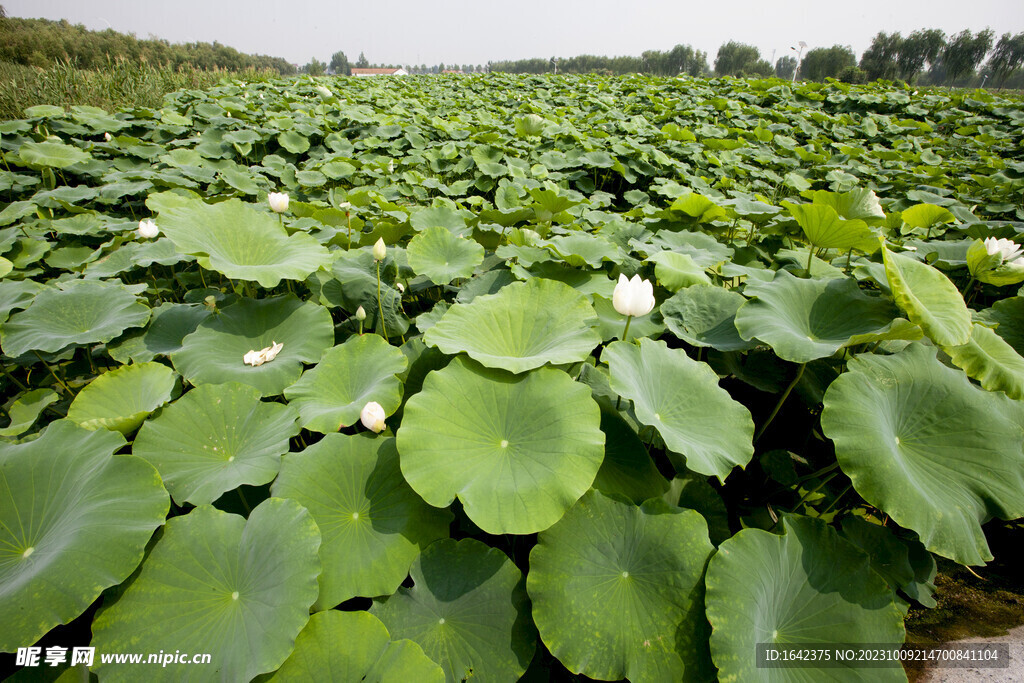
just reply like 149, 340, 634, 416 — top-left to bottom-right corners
754, 363, 805, 443
621, 315, 633, 343
806, 247, 814, 278
376, 261, 389, 341
347, 213, 352, 250
0, 362, 29, 391
790, 471, 839, 516
33, 351, 73, 395
819, 483, 852, 517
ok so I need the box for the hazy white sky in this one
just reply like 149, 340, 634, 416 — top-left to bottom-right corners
7, 0, 1024, 68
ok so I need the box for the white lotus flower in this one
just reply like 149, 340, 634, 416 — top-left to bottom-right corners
315, 85, 333, 98
612, 274, 656, 317
268, 192, 289, 214
387, 160, 394, 174
137, 219, 159, 239
396, 282, 405, 294
984, 237, 1022, 263
243, 341, 284, 367
355, 306, 367, 320
373, 237, 387, 261
104, 132, 112, 142
360, 401, 387, 433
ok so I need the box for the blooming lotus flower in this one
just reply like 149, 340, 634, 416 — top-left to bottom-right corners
268, 192, 289, 214
360, 401, 387, 433
373, 238, 387, 261
137, 219, 159, 239
612, 274, 655, 317
984, 237, 1022, 263
243, 341, 284, 367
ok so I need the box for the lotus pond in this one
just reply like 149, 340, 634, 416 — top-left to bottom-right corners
1, 73, 1023, 682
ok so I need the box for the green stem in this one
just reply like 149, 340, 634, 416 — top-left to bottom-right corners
0, 362, 29, 391
795, 461, 841, 484
376, 261, 389, 341
347, 214, 352, 250
33, 351, 72, 395
819, 483, 852, 517
805, 246, 814, 277
754, 363, 805, 442
621, 315, 633, 343
237, 488, 251, 514
792, 472, 839, 514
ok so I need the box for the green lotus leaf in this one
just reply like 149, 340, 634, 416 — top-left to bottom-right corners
944, 323, 1024, 400
66, 361, 177, 434
734, 270, 900, 363
592, 408, 670, 504
901, 203, 956, 230
278, 130, 310, 154
664, 474, 731, 546
977, 296, 1024, 355
410, 206, 469, 236
92, 499, 321, 682
371, 538, 536, 683
781, 202, 875, 250
19, 140, 91, 169
966, 238, 1024, 287
0, 257, 11, 278
405, 226, 484, 285
423, 278, 602, 374
604, 338, 754, 481
171, 295, 334, 397
661, 285, 756, 351
706, 515, 905, 681
133, 382, 299, 506
670, 193, 727, 222
284, 334, 407, 433
821, 344, 1024, 565
146, 191, 331, 287
397, 356, 604, 535
840, 516, 936, 608
269, 610, 444, 682
0, 388, 58, 437
528, 489, 715, 682
882, 243, 971, 347
107, 302, 212, 364
0, 420, 168, 651
649, 251, 712, 291
0, 280, 150, 357
546, 233, 621, 268
807, 188, 886, 223
651, 230, 733, 268
24, 104, 65, 118
0, 279, 44, 324
272, 434, 451, 609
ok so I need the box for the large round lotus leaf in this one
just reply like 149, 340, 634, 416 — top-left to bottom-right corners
901, 203, 956, 230
661, 285, 756, 351
171, 295, 333, 397
406, 226, 484, 285
977, 296, 1024, 355
0, 420, 168, 651
397, 356, 604, 535
283, 334, 407, 433
133, 382, 299, 506
807, 188, 886, 223
781, 202, 875, 250
18, 140, 91, 169
604, 338, 754, 481
705, 515, 905, 682
528, 489, 715, 682
423, 278, 602, 374
66, 362, 177, 434
91, 499, 321, 682
592, 408, 669, 504
821, 344, 1024, 565
146, 191, 331, 287
269, 610, 444, 682
734, 270, 899, 363
945, 323, 1024, 400
649, 251, 713, 291
882, 243, 971, 347
0, 280, 150, 357
272, 434, 451, 609
371, 538, 536, 683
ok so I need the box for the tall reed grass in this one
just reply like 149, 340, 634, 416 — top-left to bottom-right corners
0, 58, 276, 120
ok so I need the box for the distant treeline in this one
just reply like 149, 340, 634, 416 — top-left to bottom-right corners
0, 14, 296, 75
487, 45, 708, 77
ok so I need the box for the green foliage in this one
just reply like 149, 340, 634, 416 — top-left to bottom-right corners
989, 32, 1024, 88
714, 41, 768, 77
942, 28, 995, 84
799, 45, 856, 82
1, 73, 1023, 682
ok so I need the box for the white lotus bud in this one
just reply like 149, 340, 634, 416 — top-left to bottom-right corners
360, 401, 387, 433
268, 192, 289, 214
104, 132, 112, 142
373, 237, 387, 261
396, 283, 405, 294
137, 219, 159, 239
612, 274, 656, 318
355, 306, 367, 320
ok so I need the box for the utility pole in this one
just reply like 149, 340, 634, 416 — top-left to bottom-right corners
791, 41, 807, 83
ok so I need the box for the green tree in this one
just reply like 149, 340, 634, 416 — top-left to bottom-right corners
859, 31, 903, 81
799, 45, 856, 81
329, 50, 349, 75
303, 57, 325, 76
355, 51, 369, 68
897, 29, 945, 82
942, 28, 994, 84
714, 41, 763, 76
775, 55, 797, 79
988, 32, 1024, 88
